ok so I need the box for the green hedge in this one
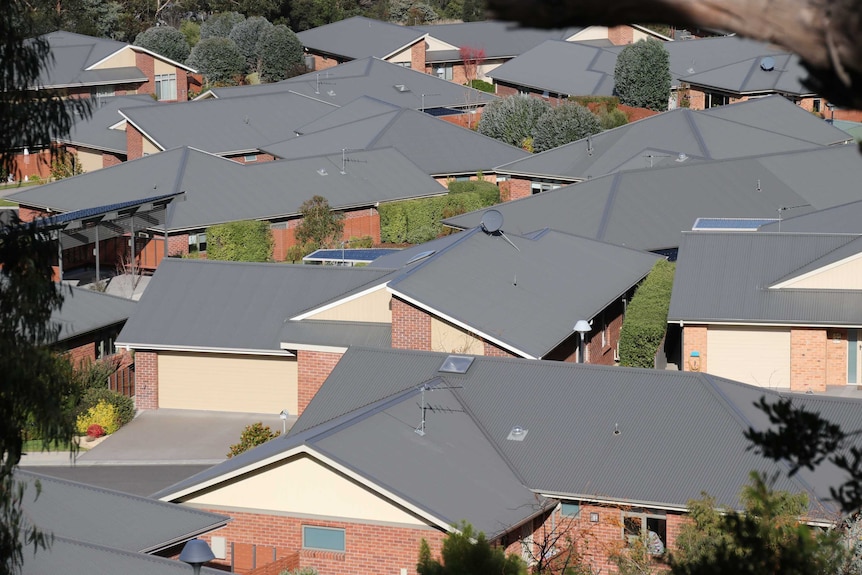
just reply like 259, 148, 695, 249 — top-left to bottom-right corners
206, 220, 273, 262
618, 259, 675, 368
380, 183, 500, 244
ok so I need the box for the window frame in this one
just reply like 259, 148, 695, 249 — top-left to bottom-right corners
302, 525, 346, 552
154, 73, 178, 101
621, 508, 667, 555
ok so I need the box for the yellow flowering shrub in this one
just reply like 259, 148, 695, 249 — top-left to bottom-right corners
76, 400, 119, 435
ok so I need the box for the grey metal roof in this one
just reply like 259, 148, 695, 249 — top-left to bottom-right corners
32, 31, 134, 89
62, 94, 158, 154
296, 96, 401, 133
279, 319, 391, 349
666, 36, 787, 84
158, 347, 862, 521
388, 227, 660, 358
17, 469, 228, 553
9, 146, 447, 232
367, 231, 468, 268
495, 98, 846, 181
447, 145, 862, 252
117, 258, 392, 352
680, 52, 812, 96
414, 21, 585, 59
120, 91, 338, 155
296, 16, 425, 60
203, 57, 498, 111
759, 200, 862, 233
261, 103, 529, 176
52, 286, 136, 342
669, 231, 862, 325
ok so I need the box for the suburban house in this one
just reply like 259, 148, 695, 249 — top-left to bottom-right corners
669, 230, 862, 392
489, 95, 851, 199
444, 144, 862, 257
153, 346, 862, 575
8, 146, 447, 270
259, 96, 530, 184
17, 469, 229, 575
10, 31, 196, 180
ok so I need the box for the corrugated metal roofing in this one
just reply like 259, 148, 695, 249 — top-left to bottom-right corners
32, 31, 130, 88
62, 94, 157, 153
388, 228, 660, 357
681, 53, 811, 96
279, 320, 391, 349
758, 200, 862, 233
669, 231, 862, 324
296, 16, 425, 60
414, 21, 585, 59
116, 258, 392, 352
52, 286, 136, 342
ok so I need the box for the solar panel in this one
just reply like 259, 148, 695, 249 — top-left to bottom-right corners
692, 217, 778, 231
303, 248, 400, 264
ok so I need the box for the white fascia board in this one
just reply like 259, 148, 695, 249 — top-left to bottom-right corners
290, 281, 390, 321
387, 287, 536, 359
280, 342, 348, 353
117, 111, 166, 151
382, 34, 429, 61
668, 320, 862, 328
115, 342, 295, 356
536, 490, 689, 514
631, 24, 674, 42
86, 45, 198, 73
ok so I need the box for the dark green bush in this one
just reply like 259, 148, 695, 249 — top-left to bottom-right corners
227, 422, 279, 458
78, 387, 135, 427
348, 235, 374, 248
206, 220, 273, 262
467, 79, 494, 93
618, 259, 675, 368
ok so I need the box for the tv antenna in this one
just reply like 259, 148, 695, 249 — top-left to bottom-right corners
587, 134, 593, 156
420, 93, 440, 112
777, 203, 811, 232
314, 73, 335, 95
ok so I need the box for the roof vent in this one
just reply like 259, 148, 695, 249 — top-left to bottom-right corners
439, 354, 474, 374
507, 426, 528, 441
760, 56, 775, 71
317, 169, 328, 176
394, 84, 411, 93
327, 90, 336, 97
676, 152, 688, 162
406, 250, 435, 264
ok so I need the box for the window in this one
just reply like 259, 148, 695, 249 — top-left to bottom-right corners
531, 180, 562, 194
188, 233, 207, 253
561, 502, 580, 517
622, 509, 666, 555
395, 61, 411, 68
92, 85, 115, 98
601, 313, 609, 348
302, 526, 345, 552
244, 154, 257, 162
435, 64, 453, 80
812, 99, 822, 113
155, 73, 177, 101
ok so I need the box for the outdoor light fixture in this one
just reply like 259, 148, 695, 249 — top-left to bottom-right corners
179, 539, 215, 575
574, 320, 591, 364
688, 351, 701, 372
590, 512, 600, 523
279, 409, 289, 435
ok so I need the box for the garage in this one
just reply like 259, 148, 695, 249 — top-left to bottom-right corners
707, 326, 791, 388
158, 352, 298, 414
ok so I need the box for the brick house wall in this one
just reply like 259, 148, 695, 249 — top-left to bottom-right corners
134, 351, 159, 410
826, 328, 848, 386
135, 52, 155, 96
229, 153, 276, 164
309, 54, 341, 72
17, 205, 50, 223
66, 341, 96, 366
391, 297, 432, 351
9, 148, 53, 181
682, 325, 707, 373
790, 327, 828, 392
483, 340, 516, 357
297, 350, 344, 415
607, 25, 635, 45
271, 207, 381, 261
195, 508, 446, 575
127, 125, 144, 160
500, 177, 532, 201
411, 41, 426, 72
103, 151, 124, 168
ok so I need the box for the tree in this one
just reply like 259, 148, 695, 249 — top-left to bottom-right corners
417, 522, 527, 575
227, 422, 280, 458
477, 94, 551, 150
614, 39, 671, 111
293, 196, 344, 250
390, 0, 439, 24
186, 36, 245, 86
180, 20, 200, 48
228, 16, 273, 75
200, 11, 245, 40
49, 149, 85, 180
134, 25, 191, 63
206, 220, 274, 262
532, 101, 602, 153
258, 24, 305, 83
459, 45, 486, 84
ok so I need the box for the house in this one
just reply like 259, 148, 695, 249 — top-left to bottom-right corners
445, 144, 862, 257
259, 96, 531, 184
52, 286, 137, 365
490, 95, 851, 199
8, 146, 447, 269
16, 469, 229, 575
10, 31, 196, 180
668, 230, 862, 392
153, 346, 862, 575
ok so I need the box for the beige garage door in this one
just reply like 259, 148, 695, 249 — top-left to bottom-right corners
158, 352, 298, 414
707, 326, 790, 388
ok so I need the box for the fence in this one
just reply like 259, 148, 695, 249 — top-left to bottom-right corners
108, 362, 135, 397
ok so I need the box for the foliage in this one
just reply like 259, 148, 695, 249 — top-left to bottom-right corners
287, 0, 361, 32
380, 185, 499, 244
76, 400, 119, 435
186, 36, 245, 86
200, 11, 245, 40
49, 149, 85, 180
229, 16, 273, 74
71, 356, 120, 390
467, 79, 494, 93
610, 533, 655, 575
614, 39, 671, 111
206, 220, 273, 262
180, 20, 201, 48
134, 25, 191, 63
532, 101, 602, 153
477, 94, 551, 149
417, 521, 527, 575
669, 471, 847, 575
598, 107, 629, 130
258, 24, 305, 82
390, 0, 439, 24
286, 243, 315, 263
78, 387, 135, 428
86, 423, 105, 438
459, 45, 486, 82
294, 196, 345, 250
227, 422, 280, 458
571, 96, 629, 130
348, 235, 374, 248
618, 259, 674, 368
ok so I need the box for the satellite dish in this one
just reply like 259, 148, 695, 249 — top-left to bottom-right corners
760, 56, 775, 71
480, 209, 504, 234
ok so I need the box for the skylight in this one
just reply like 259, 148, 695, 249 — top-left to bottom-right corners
438, 355, 474, 374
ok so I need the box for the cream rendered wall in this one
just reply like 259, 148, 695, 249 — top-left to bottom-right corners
567, 26, 609, 41
92, 46, 136, 69
76, 149, 104, 173
707, 326, 791, 388
632, 28, 652, 42
158, 352, 298, 413
389, 45, 413, 64
431, 317, 484, 355
142, 137, 160, 155
306, 288, 392, 323
184, 453, 428, 526
154, 58, 176, 74
425, 37, 457, 51
774, 255, 862, 290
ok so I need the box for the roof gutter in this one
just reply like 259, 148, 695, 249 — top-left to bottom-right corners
139, 520, 230, 554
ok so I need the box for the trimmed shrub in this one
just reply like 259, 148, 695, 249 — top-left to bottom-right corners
467, 79, 494, 93
86, 424, 105, 438
186, 37, 245, 86
206, 220, 273, 262
618, 259, 675, 368
200, 11, 245, 40
228, 422, 280, 458
532, 101, 602, 153
76, 400, 119, 435
229, 16, 273, 74
447, 179, 500, 204
258, 24, 304, 83
134, 26, 191, 63
348, 235, 374, 248
477, 94, 551, 149
78, 387, 135, 427
614, 38, 672, 111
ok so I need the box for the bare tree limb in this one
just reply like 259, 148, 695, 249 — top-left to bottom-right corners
485, 0, 862, 109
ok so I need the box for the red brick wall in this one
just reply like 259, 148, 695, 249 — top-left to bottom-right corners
411, 41, 426, 72
391, 297, 432, 350
297, 350, 344, 415
310, 54, 340, 71
196, 508, 446, 575
502, 177, 532, 201
229, 153, 276, 164
176, 68, 189, 102
790, 327, 827, 392
103, 152, 123, 168
826, 328, 848, 386
127, 125, 144, 160
608, 25, 635, 45
67, 341, 96, 366
483, 340, 517, 357
683, 325, 707, 372
134, 351, 159, 410
10, 148, 52, 181
271, 208, 381, 261
135, 52, 156, 96
17, 205, 50, 223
